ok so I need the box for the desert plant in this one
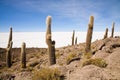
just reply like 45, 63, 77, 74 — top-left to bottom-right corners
82, 58, 107, 68
6, 41, 13, 68
84, 52, 93, 59
103, 28, 108, 39
72, 30, 75, 45
111, 22, 115, 38
7, 27, 12, 48
32, 68, 61, 80
85, 16, 94, 53
56, 52, 61, 59
66, 52, 77, 64
21, 42, 26, 68
46, 16, 56, 65
51, 41, 56, 63
75, 37, 77, 45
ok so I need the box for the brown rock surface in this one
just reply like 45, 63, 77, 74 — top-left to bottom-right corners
0, 37, 120, 80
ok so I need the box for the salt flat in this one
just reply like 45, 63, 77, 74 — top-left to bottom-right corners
0, 32, 119, 48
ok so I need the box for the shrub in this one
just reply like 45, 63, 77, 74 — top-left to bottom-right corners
84, 52, 93, 59
56, 53, 61, 59
32, 68, 61, 80
66, 52, 77, 64
82, 58, 107, 68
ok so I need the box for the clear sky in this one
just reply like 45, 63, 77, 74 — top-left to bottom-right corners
0, 0, 120, 32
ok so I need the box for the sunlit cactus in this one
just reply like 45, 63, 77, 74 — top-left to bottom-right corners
103, 28, 108, 39
6, 41, 13, 68
21, 42, 26, 68
111, 22, 115, 38
46, 16, 56, 65
7, 27, 12, 48
46, 16, 52, 46
72, 30, 75, 45
85, 16, 94, 53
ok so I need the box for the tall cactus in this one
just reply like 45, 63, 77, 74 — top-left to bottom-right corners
46, 16, 52, 46
6, 41, 13, 67
75, 37, 77, 45
46, 16, 56, 65
72, 30, 75, 45
111, 22, 115, 38
85, 16, 94, 53
51, 41, 56, 64
7, 27, 12, 48
21, 42, 26, 68
103, 28, 108, 39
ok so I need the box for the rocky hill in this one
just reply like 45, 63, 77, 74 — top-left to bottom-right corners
0, 37, 120, 80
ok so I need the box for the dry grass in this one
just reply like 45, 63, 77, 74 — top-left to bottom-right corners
56, 53, 61, 59
66, 52, 77, 64
84, 52, 93, 59
32, 68, 61, 80
82, 58, 107, 68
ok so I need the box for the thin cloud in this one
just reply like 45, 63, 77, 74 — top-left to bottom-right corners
0, 0, 120, 31
1, 0, 120, 19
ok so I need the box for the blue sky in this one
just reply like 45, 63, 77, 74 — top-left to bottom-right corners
0, 0, 120, 32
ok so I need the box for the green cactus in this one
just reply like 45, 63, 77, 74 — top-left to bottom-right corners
111, 22, 115, 38
46, 16, 56, 65
85, 16, 94, 53
6, 41, 13, 67
75, 37, 77, 45
103, 28, 108, 39
7, 27, 12, 48
72, 30, 75, 45
21, 42, 26, 68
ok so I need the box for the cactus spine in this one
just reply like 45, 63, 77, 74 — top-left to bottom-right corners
46, 16, 56, 65
72, 30, 75, 45
75, 37, 77, 45
85, 16, 94, 53
7, 27, 12, 48
21, 42, 26, 68
103, 28, 108, 39
6, 41, 13, 67
111, 22, 115, 38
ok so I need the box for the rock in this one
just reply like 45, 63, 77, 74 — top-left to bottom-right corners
66, 57, 80, 65
102, 46, 112, 53
49, 64, 68, 75
27, 59, 40, 67
68, 65, 105, 80
115, 36, 120, 38
68, 64, 120, 80
0, 61, 6, 68
106, 48, 120, 69
92, 50, 109, 59
0, 72, 15, 80
15, 71, 32, 80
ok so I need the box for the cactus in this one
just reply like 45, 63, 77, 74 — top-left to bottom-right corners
72, 30, 75, 45
51, 41, 56, 64
85, 16, 94, 53
6, 41, 13, 67
103, 28, 108, 39
7, 27, 12, 48
46, 16, 56, 65
21, 42, 26, 68
46, 16, 52, 46
75, 37, 77, 45
111, 22, 115, 38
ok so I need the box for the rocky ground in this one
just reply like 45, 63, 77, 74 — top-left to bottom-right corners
0, 37, 120, 80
